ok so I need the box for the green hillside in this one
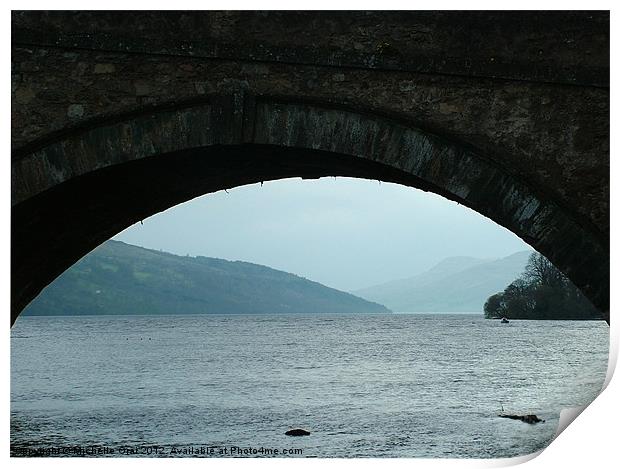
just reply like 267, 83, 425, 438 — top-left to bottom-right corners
23, 240, 391, 316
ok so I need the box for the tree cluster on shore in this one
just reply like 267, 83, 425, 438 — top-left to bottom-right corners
483, 252, 602, 320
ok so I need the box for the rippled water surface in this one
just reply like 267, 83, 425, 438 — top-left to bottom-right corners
11, 314, 608, 458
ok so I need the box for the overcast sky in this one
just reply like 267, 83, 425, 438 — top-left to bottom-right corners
113, 177, 531, 292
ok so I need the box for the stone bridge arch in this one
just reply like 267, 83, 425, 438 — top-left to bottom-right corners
12, 11, 609, 325
11, 93, 609, 325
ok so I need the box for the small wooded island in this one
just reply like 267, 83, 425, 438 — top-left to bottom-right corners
484, 252, 602, 320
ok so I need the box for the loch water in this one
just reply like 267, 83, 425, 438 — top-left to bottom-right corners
10, 313, 609, 458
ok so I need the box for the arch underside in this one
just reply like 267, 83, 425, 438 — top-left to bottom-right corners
11, 95, 609, 325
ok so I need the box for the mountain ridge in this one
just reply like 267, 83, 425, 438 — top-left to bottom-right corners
23, 240, 391, 316
353, 250, 532, 313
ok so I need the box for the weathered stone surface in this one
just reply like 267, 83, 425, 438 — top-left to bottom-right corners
66, 103, 84, 118
93, 63, 115, 74
10, 11, 609, 325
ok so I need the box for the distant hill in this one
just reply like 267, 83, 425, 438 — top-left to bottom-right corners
23, 241, 391, 316
353, 251, 532, 312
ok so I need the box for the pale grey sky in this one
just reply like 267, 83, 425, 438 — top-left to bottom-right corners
113, 177, 530, 292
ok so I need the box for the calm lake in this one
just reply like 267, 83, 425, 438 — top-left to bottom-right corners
10, 313, 608, 458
